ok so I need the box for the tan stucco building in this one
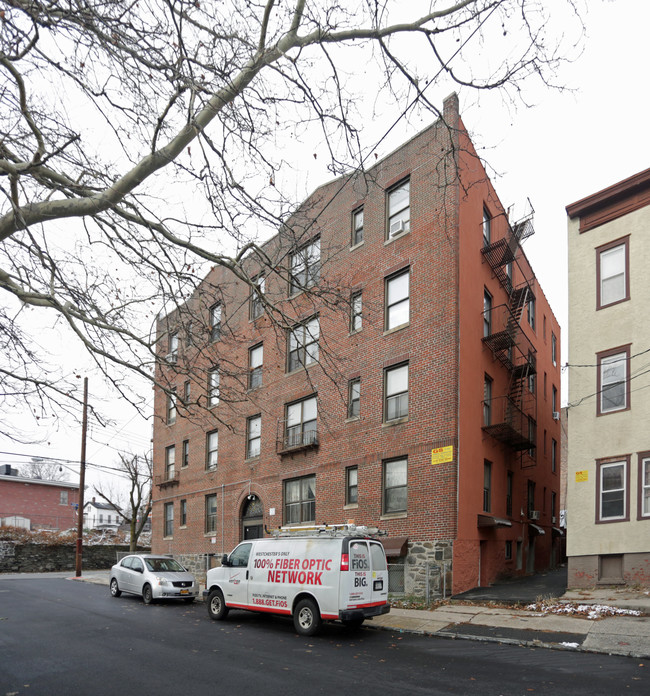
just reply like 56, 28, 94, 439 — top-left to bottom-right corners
566, 168, 650, 587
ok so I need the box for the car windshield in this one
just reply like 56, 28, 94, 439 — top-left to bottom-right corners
144, 558, 186, 573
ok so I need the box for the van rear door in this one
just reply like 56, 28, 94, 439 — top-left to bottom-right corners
368, 541, 389, 604
343, 539, 372, 608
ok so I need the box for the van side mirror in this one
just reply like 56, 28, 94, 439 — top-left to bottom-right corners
221, 554, 231, 567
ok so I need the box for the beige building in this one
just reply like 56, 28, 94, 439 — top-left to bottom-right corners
566, 168, 650, 588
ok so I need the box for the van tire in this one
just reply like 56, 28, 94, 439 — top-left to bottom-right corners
342, 618, 364, 629
294, 598, 322, 636
207, 588, 229, 621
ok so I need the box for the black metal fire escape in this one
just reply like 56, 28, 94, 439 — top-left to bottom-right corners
481, 214, 538, 461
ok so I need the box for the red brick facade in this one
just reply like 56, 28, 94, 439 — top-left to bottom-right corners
151, 94, 562, 595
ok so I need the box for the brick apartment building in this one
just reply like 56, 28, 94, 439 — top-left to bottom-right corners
151, 93, 562, 595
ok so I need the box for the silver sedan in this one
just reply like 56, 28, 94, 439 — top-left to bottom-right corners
110, 554, 198, 604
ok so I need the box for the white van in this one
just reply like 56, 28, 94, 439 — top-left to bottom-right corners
203, 525, 391, 636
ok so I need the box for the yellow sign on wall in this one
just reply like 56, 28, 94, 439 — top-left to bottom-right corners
431, 446, 454, 466
575, 470, 589, 483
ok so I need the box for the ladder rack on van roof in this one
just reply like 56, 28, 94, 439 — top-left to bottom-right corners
266, 523, 387, 538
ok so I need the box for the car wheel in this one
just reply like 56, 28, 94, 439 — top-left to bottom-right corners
293, 598, 322, 637
109, 578, 121, 598
142, 584, 153, 605
342, 618, 364, 630
207, 588, 229, 620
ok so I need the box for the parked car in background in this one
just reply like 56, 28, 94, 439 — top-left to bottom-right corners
110, 554, 198, 604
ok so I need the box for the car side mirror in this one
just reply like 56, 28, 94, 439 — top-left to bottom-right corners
136, 567, 143, 573
221, 554, 231, 567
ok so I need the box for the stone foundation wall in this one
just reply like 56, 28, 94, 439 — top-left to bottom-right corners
0, 542, 150, 573
403, 540, 453, 599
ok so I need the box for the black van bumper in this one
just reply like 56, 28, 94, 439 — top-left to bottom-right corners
339, 602, 390, 622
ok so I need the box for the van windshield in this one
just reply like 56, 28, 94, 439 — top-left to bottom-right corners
370, 542, 387, 571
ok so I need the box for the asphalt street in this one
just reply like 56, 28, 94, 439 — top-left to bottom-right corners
0, 576, 647, 696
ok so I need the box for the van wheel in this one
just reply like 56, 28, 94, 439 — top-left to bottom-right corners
294, 598, 322, 636
342, 618, 364, 629
207, 589, 229, 621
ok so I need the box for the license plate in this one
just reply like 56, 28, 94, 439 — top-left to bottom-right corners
180, 589, 189, 595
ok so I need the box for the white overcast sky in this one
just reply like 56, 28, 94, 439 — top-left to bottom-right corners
1, 0, 648, 492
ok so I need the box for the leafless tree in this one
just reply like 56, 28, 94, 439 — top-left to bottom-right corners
94, 452, 152, 551
19, 456, 68, 481
0, 0, 583, 436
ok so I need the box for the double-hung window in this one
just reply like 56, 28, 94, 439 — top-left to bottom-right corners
284, 475, 315, 525
352, 208, 364, 246
205, 494, 217, 533
164, 502, 174, 537
165, 445, 175, 480
598, 347, 629, 415
551, 332, 557, 366
483, 460, 492, 512
206, 430, 218, 470
597, 238, 629, 309
482, 208, 492, 248
181, 439, 189, 468
483, 375, 492, 427
180, 499, 187, 527
210, 304, 222, 342
527, 296, 536, 330
168, 332, 178, 361
387, 180, 410, 238
290, 238, 320, 294
248, 344, 263, 389
483, 290, 492, 338
640, 455, 650, 519
285, 396, 317, 449
166, 389, 177, 424
287, 317, 319, 372
346, 466, 358, 505
350, 292, 362, 332
597, 458, 629, 522
348, 378, 360, 419
250, 275, 265, 320
384, 363, 408, 422
383, 457, 407, 514
208, 368, 220, 407
385, 268, 409, 330
247, 415, 261, 459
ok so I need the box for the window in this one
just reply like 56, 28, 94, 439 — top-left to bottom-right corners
483, 375, 492, 427
482, 207, 491, 247
528, 372, 536, 394
185, 322, 193, 348
206, 430, 218, 470
387, 180, 410, 238
551, 438, 557, 474
544, 372, 547, 399
285, 396, 317, 448
527, 296, 536, 330
165, 445, 175, 480
346, 466, 358, 505
527, 417, 537, 457
182, 439, 189, 468
527, 480, 536, 518
640, 455, 650, 519
99, 514, 103, 524
164, 502, 173, 537
598, 238, 629, 309
483, 289, 492, 337
205, 494, 217, 533
506, 471, 513, 516
505, 540, 513, 560
543, 315, 547, 340
385, 268, 410, 330
208, 368, 220, 407
60, 491, 68, 505
551, 491, 557, 522
598, 347, 629, 415
350, 291, 362, 332
383, 457, 407, 514
384, 362, 409, 422
352, 208, 364, 246
183, 380, 190, 401
248, 344, 263, 390
210, 304, 222, 342
166, 389, 177, 424
348, 378, 361, 419
168, 331, 178, 359
597, 459, 628, 522
483, 460, 492, 512
551, 332, 557, 366
247, 415, 261, 459
180, 499, 187, 527
287, 316, 319, 371
284, 475, 315, 524
250, 275, 265, 320
290, 238, 320, 294
552, 385, 558, 414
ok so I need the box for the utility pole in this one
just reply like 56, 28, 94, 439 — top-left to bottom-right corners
75, 377, 88, 577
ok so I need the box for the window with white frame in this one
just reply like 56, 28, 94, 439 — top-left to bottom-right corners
290, 238, 320, 294
168, 331, 178, 359
248, 343, 263, 389
641, 456, 650, 518
483, 374, 492, 427
527, 296, 535, 330
247, 415, 261, 459
350, 291, 362, 332
482, 207, 491, 248
284, 475, 315, 525
287, 316, 319, 372
165, 445, 175, 480
183, 380, 190, 401
383, 457, 407, 514
348, 378, 360, 419
598, 459, 628, 522
387, 180, 410, 238
164, 502, 173, 537
285, 396, 317, 449
598, 348, 629, 414
250, 275, 265, 320
208, 367, 220, 407
598, 238, 628, 309
346, 466, 358, 505
206, 430, 218, 470
352, 208, 364, 246
60, 491, 68, 505
385, 268, 409, 330
210, 304, 222, 342
205, 494, 217, 533
384, 363, 408, 422
166, 389, 177, 424
180, 499, 187, 527
182, 439, 189, 468
483, 289, 492, 337
551, 332, 557, 366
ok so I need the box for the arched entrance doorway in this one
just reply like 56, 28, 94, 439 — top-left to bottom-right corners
241, 495, 263, 540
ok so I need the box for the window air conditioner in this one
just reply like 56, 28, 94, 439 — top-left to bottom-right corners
166, 353, 178, 364
552, 411, 560, 421
390, 220, 404, 236
529, 510, 540, 520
